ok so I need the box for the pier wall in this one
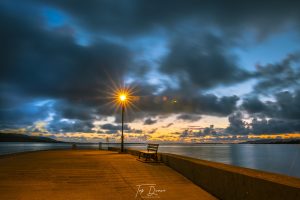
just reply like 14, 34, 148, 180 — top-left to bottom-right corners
108, 147, 300, 200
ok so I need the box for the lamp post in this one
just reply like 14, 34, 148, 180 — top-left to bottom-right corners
119, 94, 126, 153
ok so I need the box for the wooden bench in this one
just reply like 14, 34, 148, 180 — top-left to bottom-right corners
138, 144, 159, 161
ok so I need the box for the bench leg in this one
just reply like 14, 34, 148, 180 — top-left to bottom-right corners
153, 154, 158, 161
146, 154, 150, 161
139, 152, 158, 161
139, 152, 146, 160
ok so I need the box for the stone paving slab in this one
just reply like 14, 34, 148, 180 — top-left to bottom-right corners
0, 150, 217, 200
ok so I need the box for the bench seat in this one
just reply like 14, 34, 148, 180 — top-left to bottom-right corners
139, 150, 156, 154
138, 144, 159, 161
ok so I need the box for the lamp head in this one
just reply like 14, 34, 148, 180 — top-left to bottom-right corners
119, 94, 127, 102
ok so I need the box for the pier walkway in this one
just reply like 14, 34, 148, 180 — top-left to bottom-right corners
0, 150, 216, 200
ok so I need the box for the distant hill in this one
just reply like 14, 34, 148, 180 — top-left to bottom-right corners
0, 133, 62, 143
241, 139, 300, 144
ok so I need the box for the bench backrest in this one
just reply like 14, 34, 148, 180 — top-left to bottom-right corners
147, 143, 159, 153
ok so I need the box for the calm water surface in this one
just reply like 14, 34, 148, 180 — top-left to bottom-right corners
1, 142, 299, 178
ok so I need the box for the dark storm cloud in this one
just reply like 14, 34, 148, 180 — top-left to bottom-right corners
235, 53, 300, 135
134, 85, 240, 117
192, 94, 240, 116
127, 129, 143, 134
242, 90, 300, 120
0, 2, 134, 130
100, 123, 142, 134
41, 0, 300, 38
143, 118, 157, 125
251, 118, 300, 135
226, 109, 300, 135
112, 84, 240, 123
241, 97, 269, 114
0, 3, 132, 102
226, 116, 300, 135
225, 112, 250, 135
101, 123, 130, 131
2, 0, 300, 137
0, 97, 53, 129
109, 91, 239, 125
44, 101, 99, 133
253, 53, 300, 94
274, 90, 300, 120
32, 0, 300, 96
177, 114, 201, 122
114, 111, 149, 123
54, 101, 96, 121
160, 33, 252, 89
179, 126, 221, 138
47, 118, 95, 133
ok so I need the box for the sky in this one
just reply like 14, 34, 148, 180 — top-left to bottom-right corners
1, 0, 300, 143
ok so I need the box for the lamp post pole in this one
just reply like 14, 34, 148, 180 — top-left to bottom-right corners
121, 103, 125, 152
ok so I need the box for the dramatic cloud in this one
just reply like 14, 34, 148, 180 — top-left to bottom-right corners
241, 97, 269, 115
54, 101, 97, 121
237, 53, 300, 136
0, 100, 50, 129
236, 117, 300, 135
177, 114, 201, 122
274, 90, 300, 120
47, 119, 95, 133
1, 0, 300, 141
0, 10, 132, 101
100, 123, 142, 134
179, 125, 222, 138
41, 0, 300, 38
160, 33, 252, 89
135, 88, 240, 116
251, 118, 300, 135
226, 109, 300, 135
253, 53, 300, 94
111, 87, 240, 124
242, 90, 300, 120
225, 112, 250, 135
101, 123, 130, 131
0, 2, 133, 131
143, 118, 157, 125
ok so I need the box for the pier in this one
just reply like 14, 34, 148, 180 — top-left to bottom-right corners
1, 149, 300, 199
0, 150, 216, 200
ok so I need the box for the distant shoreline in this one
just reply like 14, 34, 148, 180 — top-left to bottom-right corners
240, 139, 300, 144
1, 133, 299, 144
0, 133, 64, 143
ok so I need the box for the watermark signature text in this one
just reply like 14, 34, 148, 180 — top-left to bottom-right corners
135, 184, 166, 198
